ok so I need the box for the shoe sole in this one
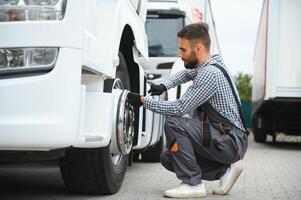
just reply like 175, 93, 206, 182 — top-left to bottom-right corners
213, 163, 243, 195
164, 192, 207, 198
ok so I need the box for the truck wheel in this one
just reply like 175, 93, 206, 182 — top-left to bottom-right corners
59, 52, 132, 194
253, 116, 267, 143
133, 152, 140, 161
253, 129, 267, 143
116, 52, 130, 90
59, 146, 128, 194
141, 136, 164, 162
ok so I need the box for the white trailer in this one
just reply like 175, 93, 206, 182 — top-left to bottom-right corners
252, 0, 301, 142
0, 0, 164, 195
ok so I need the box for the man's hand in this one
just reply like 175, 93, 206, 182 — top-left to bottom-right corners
148, 84, 167, 96
127, 92, 143, 107
192, 8, 203, 23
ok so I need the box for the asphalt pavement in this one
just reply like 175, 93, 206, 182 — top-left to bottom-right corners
0, 133, 301, 200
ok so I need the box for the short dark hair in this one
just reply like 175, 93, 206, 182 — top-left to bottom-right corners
177, 23, 211, 51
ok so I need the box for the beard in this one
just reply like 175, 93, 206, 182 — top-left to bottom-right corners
183, 51, 199, 69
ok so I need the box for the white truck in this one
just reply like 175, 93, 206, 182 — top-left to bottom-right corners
142, 0, 220, 103
252, 0, 301, 142
0, 0, 164, 195
141, 0, 193, 81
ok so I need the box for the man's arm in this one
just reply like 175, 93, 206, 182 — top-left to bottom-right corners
192, 8, 203, 23
160, 68, 198, 90
143, 68, 217, 116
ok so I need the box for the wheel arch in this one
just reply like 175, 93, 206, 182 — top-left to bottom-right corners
119, 25, 140, 94
82, 0, 148, 78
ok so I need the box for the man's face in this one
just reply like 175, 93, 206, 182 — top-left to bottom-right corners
178, 38, 199, 69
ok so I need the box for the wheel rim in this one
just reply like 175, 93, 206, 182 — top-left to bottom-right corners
116, 92, 135, 155
110, 79, 135, 165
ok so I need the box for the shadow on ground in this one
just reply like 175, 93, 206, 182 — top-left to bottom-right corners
0, 160, 105, 200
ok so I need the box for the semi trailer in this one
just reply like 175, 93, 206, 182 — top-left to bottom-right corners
252, 0, 301, 142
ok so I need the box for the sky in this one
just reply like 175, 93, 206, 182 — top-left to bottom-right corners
210, 0, 263, 76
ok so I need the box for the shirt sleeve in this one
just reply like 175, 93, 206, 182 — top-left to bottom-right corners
160, 68, 198, 90
144, 68, 217, 116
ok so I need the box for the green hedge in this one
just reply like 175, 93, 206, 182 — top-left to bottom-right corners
241, 100, 252, 128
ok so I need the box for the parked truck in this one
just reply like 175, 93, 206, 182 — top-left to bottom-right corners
252, 0, 301, 142
142, 0, 220, 104
140, 0, 193, 82
0, 0, 164, 195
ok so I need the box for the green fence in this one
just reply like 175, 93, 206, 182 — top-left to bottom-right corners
241, 100, 252, 128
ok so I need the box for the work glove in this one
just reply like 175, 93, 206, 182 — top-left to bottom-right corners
148, 84, 167, 96
127, 92, 143, 107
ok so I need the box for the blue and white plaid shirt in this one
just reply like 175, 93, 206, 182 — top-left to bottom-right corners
144, 54, 245, 131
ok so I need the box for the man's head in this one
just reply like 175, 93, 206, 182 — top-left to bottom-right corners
177, 23, 211, 69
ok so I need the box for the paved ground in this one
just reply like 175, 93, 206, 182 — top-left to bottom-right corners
0, 133, 301, 200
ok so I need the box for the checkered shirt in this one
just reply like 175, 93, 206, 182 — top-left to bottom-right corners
144, 54, 245, 132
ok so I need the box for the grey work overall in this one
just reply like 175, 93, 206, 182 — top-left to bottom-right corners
160, 102, 248, 186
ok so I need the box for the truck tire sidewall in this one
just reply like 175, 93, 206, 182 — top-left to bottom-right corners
102, 146, 128, 192
107, 51, 131, 186
253, 116, 267, 143
116, 52, 130, 90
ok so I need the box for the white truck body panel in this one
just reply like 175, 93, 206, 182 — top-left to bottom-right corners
0, 0, 152, 151
82, 0, 148, 78
0, 48, 82, 150
252, 0, 301, 141
252, 0, 301, 109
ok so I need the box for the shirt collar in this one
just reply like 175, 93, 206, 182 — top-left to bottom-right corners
196, 54, 221, 69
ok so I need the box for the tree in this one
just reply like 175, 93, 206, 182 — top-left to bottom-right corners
235, 72, 252, 101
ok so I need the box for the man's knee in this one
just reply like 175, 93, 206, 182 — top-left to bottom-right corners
164, 117, 182, 143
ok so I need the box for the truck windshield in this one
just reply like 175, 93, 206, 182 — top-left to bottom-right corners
146, 10, 185, 57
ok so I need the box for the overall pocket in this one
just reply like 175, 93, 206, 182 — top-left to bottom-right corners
211, 123, 239, 162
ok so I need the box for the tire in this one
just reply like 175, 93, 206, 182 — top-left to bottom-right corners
59, 146, 128, 194
116, 52, 130, 90
59, 52, 131, 194
133, 152, 140, 162
253, 116, 267, 143
253, 129, 267, 143
141, 136, 164, 162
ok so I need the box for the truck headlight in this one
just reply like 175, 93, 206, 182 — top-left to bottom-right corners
0, 48, 58, 75
0, 0, 67, 21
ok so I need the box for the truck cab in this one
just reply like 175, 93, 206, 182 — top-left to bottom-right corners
0, 0, 163, 195
141, 0, 192, 81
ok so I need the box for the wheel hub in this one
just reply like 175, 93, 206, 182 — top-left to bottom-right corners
116, 91, 135, 155
110, 79, 135, 164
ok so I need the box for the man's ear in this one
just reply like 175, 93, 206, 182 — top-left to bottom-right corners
195, 42, 205, 54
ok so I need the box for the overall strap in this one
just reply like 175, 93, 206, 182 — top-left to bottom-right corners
211, 63, 249, 135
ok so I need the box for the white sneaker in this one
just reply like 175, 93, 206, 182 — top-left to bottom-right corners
164, 182, 207, 198
213, 160, 244, 195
